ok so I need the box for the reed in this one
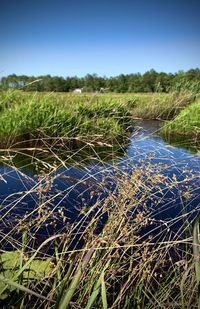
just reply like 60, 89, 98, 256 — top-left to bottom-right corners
0, 151, 199, 308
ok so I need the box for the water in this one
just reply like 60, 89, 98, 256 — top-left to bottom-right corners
0, 121, 200, 249
119, 121, 200, 241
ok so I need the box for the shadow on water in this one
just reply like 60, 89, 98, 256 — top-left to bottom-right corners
0, 120, 199, 252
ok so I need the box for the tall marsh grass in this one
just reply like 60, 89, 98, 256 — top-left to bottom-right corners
0, 90, 199, 308
130, 92, 195, 120
162, 98, 200, 139
0, 91, 132, 144
0, 91, 195, 148
0, 138, 199, 308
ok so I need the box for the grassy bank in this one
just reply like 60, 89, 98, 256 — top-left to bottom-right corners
130, 92, 194, 120
162, 98, 200, 140
0, 159, 199, 308
0, 91, 132, 145
0, 91, 195, 148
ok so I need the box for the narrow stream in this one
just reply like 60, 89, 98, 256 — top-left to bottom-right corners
0, 121, 199, 249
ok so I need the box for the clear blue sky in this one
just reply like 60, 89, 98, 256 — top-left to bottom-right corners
1, 0, 200, 77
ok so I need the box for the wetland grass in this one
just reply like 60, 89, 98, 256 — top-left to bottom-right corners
0, 143, 199, 308
0, 90, 196, 148
0, 91, 132, 145
162, 98, 200, 139
0, 90, 199, 308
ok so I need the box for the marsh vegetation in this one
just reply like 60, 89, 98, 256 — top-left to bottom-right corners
0, 89, 200, 308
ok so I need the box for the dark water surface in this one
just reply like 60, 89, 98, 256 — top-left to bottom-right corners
0, 121, 200, 248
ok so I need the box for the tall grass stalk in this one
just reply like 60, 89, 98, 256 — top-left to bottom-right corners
193, 212, 200, 308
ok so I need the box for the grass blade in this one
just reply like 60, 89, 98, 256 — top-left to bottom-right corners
58, 248, 94, 309
101, 270, 108, 309
0, 274, 51, 301
193, 212, 200, 308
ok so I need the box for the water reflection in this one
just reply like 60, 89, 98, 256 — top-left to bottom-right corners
0, 121, 199, 249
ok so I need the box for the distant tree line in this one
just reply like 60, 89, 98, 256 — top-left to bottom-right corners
0, 69, 200, 93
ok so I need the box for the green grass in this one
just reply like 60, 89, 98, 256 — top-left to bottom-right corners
0, 91, 132, 144
130, 92, 195, 119
162, 98, 200, 139
0, 91, 195, 148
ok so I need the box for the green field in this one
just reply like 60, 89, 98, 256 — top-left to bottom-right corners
0, 90, 198, 146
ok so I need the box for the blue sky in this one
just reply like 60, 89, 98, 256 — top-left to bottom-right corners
1, 0, 200, 77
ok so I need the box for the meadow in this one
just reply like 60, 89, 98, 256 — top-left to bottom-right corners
0, 90, 200, 308
0, 90, 198, 145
